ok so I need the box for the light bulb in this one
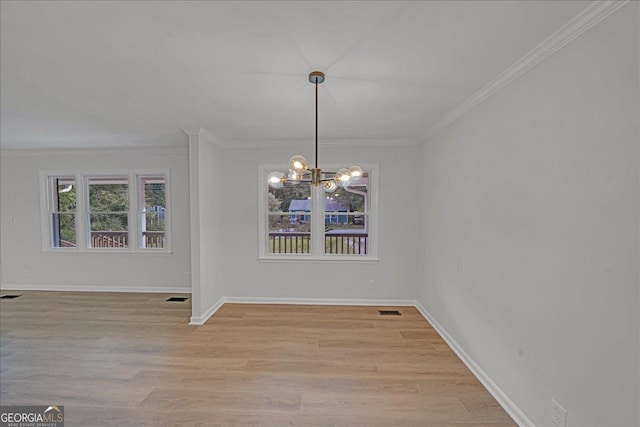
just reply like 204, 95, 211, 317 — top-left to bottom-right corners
348, 166, 363, 183
267, 171, 285, 189
323, 180, 337, 193
335, 168, 351, 188
288, 171, 301, 183
288, 155, 308, 175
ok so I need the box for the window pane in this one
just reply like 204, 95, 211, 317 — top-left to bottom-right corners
268, 184, 311, 254
54, 177, 76, 212
141, 212, 165, 249
51, 213, 76, 247
89, 213, 128, 248
324, 173, 369, 255
87, 177, 129, 248
141, 176, 165, 210
88, 177, 128, 212
50, 176, 77, 248
138, 176, 166, 249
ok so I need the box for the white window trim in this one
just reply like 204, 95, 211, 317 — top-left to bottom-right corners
257, 163, 379, 262
39, 169, 172, 254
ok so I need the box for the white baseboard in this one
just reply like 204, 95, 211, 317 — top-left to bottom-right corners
413, 301, 532, 427
189, 297, 225, 325
223, 296, 416, 306
0, 284, 191, 294
186, 296, 415, 326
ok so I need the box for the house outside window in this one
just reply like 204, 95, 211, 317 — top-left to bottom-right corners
259, 164, 378, 261
41, 170, 170, 252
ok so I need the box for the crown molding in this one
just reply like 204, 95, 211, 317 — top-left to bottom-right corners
0, 134, 419, 152
422, 0, 629, 142
217, 138, 420, 149
181, 126, 224, 147
181, 126, 204, 138
0, 145, 188, 157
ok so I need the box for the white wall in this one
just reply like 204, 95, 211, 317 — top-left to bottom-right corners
0, 147, 191, 292
418, 4, 639, 426
200, 138, 226, 311
211, 144, 420, 303
187, 130, 225, 323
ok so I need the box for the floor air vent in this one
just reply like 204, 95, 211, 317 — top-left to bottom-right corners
378, 310, 401, 316
0, 295, 22, 299
167, 297, 189, 302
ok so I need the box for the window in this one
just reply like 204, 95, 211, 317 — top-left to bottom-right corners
88, 176, 129, 248
49, 177, 77, 248
41, 171, 170, 252
259, 164, 378, 261
138, 176, 167, 249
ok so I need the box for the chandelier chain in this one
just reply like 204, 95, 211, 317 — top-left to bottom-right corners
315, 80, 318, 169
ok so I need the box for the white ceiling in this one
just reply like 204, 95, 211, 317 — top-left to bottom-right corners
0, 0, 591, 150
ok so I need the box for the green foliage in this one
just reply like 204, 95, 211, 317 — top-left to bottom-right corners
330, 186, 366, 213
57, 186, 76, 211
88, 184, 128, 231
267, 193, 282, 212
56, 184, 76, 245
144, 183, 165, 209
270, 185, 310, 212
55, 213, 76, 245
89, 184, 128, 212
145, 215, 165, 232
268, 193, 284, 230
144, 182, 166, 232
89, 213, 128, 231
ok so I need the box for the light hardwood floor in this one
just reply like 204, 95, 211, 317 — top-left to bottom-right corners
0, 291, 515, 426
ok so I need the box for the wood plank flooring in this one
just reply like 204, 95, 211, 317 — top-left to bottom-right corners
0, 291, 515, 426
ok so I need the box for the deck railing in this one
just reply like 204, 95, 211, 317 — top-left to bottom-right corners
141, 231, 165, 248
325, 233, 368, 255
268, 232, 368, 255
269, 232, 311, 254
89, 231, 165, 248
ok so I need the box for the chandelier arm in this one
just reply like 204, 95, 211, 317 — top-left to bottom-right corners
282, 178, 337, 186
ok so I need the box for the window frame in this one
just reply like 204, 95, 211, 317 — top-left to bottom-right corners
258, 163, 379, 262
40, 169, 171, 254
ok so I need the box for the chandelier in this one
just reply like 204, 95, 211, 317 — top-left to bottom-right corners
267, 71, 362, 192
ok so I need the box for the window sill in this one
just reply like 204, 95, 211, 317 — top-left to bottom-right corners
258, 255, 379, 263
43, 248, 173, 255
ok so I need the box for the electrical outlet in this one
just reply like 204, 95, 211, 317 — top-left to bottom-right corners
368, 280, 375, 290
551, 399, 567, 426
